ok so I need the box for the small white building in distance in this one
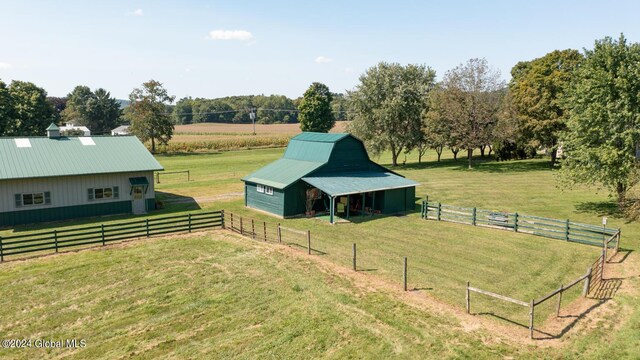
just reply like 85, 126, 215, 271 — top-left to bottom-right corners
59, 123, 91, 136
111, 125, 131, 136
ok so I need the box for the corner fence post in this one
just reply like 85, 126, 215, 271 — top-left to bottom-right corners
583, 266, 592, 297
472, 208, 477, 226
403, 257, 408, 291
352, 243, 357, 271
188, 214, 192, 233
556, 284, 563, 317
146, 219, 150, 238
466, 281, 470, 314
54, 230, 58, 253
565, 219, 570, 241
101, 224, 105, 246
307, 230, 311, 255
529, 299, 535, 339
514, 212, 518, 232
437, 203, 441, 221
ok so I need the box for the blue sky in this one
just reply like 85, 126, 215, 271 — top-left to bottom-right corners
1, 0, 639, 100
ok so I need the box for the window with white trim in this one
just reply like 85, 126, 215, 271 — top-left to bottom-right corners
15, 192, 51, 207
264, 186, 273, 195
88, 187, 119, 201
256, 184, 264, 193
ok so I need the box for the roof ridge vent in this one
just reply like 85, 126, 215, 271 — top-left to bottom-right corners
46, 123, 60, 138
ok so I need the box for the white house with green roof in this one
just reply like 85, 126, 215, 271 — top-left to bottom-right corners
0, 123, 163, 227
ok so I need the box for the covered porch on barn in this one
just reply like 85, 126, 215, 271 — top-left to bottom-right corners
302, 171, 418, 224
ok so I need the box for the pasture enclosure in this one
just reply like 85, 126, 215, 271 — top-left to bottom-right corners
421, 198, 620, 249
0, 211, 223, 261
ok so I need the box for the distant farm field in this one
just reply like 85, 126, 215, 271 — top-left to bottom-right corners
2, 147, 639, 359
173, 121, 348, 135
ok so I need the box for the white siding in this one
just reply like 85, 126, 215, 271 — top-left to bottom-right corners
0, 171, 155, 212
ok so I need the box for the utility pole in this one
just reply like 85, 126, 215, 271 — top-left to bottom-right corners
250, 108, 256, 135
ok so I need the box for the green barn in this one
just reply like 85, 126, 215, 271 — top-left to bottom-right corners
242, 132, 418, 223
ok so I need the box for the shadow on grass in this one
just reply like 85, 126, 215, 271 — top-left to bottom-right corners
535, 300, 608, 341
608, 249, 633, 264
391, 156, 552, 174
287, 242, 328, 256
575, 200, 625, 219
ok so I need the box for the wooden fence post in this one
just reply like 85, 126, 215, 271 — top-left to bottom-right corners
583, 267, 592, 297
0, 236, 4, 262
600, 249, 605, 281
403, 257, 408, 291
616, 229, 621, 255
54, 230, 58, 253
277, 223, 281, 243
425, 198, 429, 219
251, 219, 255, 240
556, 284, 564, 317
101, 224, 105, 246
221, 210, 225, 229
146, 219, 150, 238
307, 230, 311, 255
240, 217, 243, 235
421, 200, 426, 219
529, 299, 535, 339
263, 221, 267, 241
466, 281, 470, 314
353, 243, 357, 271
514, 212, 518, 232
188, 214, 192, 233
565, 219, 570, 241
230, 213, 234, 231
437, 203, 441, 221
187, 170, 190, 182
156, 172, 160, 184
472, 208, 477, 226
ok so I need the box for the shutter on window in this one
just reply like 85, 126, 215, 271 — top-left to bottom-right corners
114, 186, 119, 199
44, 191, 51, 204
15, 194, 22, 207
88, 188, 94, 200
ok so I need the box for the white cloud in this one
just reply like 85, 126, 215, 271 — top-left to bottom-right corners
126, 8, 143, 16
0, 62, 12, 70
315, 56, 333, 64
207, 30, 254, 41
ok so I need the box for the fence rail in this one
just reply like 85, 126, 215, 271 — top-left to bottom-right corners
0, 211, 223, 262
422, 199, 620, 249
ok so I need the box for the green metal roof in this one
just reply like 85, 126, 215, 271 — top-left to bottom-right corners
46, 123, 59, 131
242, 158, 324, 189
290, 132, 349, 143
0, 136, 163, 180
302, 171, 419, 196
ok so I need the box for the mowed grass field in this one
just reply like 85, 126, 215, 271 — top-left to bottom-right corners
1, 136, 639, 358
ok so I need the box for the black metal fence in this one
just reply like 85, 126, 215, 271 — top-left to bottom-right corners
0, 210, 223, 262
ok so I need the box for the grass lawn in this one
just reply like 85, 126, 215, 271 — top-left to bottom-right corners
2, 145, 639, 358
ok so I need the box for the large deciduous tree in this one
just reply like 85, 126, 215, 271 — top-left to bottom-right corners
126, 80, 175, 153
62, 86, 122, 135
348, 62, 436, 166
0, 79, 15, 135
559, 34, 640, 207
509, 49, 583, 164
7, 80, 56, 136
298, 82, 335, 133
428, 59, 504, 169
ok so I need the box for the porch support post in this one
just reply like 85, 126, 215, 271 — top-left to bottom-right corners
330, 196, 335, 224
361, 193, 365, 217
372, 192, 376, 216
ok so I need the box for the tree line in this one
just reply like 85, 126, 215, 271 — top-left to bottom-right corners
346, 34, 639, 210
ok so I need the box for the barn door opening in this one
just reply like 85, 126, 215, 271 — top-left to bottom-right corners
131, 186, 146, 214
